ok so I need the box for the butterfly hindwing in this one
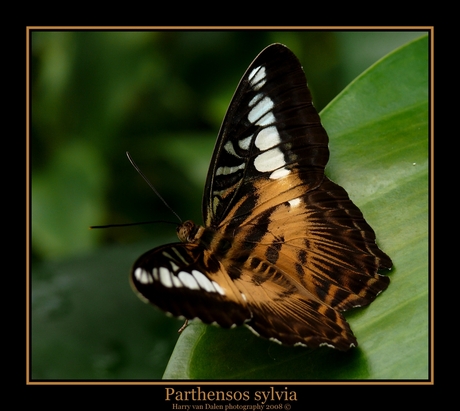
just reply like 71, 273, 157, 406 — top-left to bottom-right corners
201, 177, 391, 349
130, 43, 392, 350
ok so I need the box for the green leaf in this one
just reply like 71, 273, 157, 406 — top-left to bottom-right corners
163, 35, 429, 380
31, 242, 183, 380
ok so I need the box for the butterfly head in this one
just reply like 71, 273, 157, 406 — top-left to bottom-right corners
176, 220, 212, 245
176, 220, 199, 243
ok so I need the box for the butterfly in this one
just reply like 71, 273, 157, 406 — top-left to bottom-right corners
130, 43, 392, 351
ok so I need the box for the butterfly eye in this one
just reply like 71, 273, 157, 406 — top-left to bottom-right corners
176, 220, 199, 243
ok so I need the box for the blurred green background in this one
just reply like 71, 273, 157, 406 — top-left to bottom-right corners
31, 29, 424, 380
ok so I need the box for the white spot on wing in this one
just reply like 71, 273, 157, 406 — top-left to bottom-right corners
244, 324, 260, 336
134, 267, 151, 284
270, 168, 290, 180
255, 126, 281, 150
212, 281, 225, 296
254, 148, 286, 173
171, 275, 182, 288
248, 94, 261, 107
248, 96, 274, 125
175, 270, 225, 295
133, 267, 142, 281
319, 342, 336, 349
152, 267, 159, 281
192, 270, 216, 293
216, 163, 245, 176
294, 341, 308, 348
257, 112, 276, 126
178, 271, 200, 290
248, 66, 266, 90
159, 267, 173, 288
223, 141, 241, 158
238, 135, 252, 150
288, 198, 301, 208
170, 261, 179, 272
162, 251, 174, 260
269, 337, 283, 345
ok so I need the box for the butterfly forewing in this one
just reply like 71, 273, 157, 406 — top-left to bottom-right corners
203, 44, 329, 228
131, 43, 392, 350
131, 243, 251, 328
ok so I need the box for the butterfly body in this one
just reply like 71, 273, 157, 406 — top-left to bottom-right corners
131, 44, 392, 351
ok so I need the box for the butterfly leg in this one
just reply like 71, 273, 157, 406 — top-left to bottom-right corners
178, 319, 189, 333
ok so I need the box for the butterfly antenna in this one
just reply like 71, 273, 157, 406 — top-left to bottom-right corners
89, 220, 178, 229
126, 151, 182, 223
